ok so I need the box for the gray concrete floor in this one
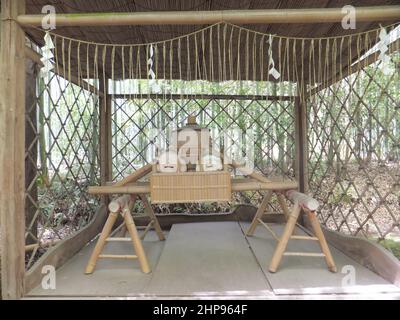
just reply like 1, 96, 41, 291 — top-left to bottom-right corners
27, 221, 400, 298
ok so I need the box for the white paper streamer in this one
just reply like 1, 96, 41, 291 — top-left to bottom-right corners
377, 26, 392, 76
40, 32, 55, 78
267, 35, 280, 80
147, 44, 161, 93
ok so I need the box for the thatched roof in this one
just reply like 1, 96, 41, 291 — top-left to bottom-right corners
24, 0, 400, 82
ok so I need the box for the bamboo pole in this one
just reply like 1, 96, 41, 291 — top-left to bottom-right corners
17, 6, 400, 27
0, 0, 26, 300
113, 163, 153, 187
110, 93, 292, 101
88, 179, 298, 194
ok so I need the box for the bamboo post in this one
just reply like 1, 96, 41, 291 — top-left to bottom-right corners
99, 75, 112, 204
246, 191, 273, 236
276, 193, 290, 221
306, 210, 337, 273
294, 96, 309, 193
84, 211, 119, 274
269, 203, 302, 273
139, 194, 165, 241
113, 163, 153, 187
123, 206, 151, 273
294, 95, 308, 227
0, 0, 26, 300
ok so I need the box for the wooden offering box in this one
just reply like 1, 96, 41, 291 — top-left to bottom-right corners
150, 171, 231, 203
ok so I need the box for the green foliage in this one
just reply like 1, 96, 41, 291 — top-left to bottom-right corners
378, 239, 400, 259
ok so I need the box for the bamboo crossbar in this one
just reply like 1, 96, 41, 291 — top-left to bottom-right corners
17, 6, 400, 27
88, 179, 298, 195
257, 218, 280, 242
290, 235, 318, 241
110, 94, 292, 101
283, 252, 326, 257
98, 254, 138, 259
105, 237, 131, 242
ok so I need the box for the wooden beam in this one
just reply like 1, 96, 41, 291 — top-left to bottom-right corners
54, 61, 104, 98
24, 46, 43, 67
24, 46, 104, 98
0, 0, 26, 300
17, 6, 400, 27
113, 163, 153, 187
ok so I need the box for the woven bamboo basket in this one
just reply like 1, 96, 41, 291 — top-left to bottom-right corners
150, 171, 231, 203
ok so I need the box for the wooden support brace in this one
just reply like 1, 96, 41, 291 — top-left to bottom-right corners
139, 194, 165, 241
269, 203, 302, 273
246, 190, 273, 236
305, 209, 337, 273
122, 206, 151, 273
84, 211, 119, 274
85, 195, 151, 274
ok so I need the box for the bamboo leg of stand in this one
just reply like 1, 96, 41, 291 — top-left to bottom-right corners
85, 211, 119, 274
269, 203, 301, 273
140, 194, 165, 241
277, 192, 290, 221
123, 207, 151, 274
306, 210, 337, 273
246, 190, 273, 236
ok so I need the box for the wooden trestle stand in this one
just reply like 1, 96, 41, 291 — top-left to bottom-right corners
246, 190, 337, 273
86, 118, 336, 274
85, 165, 165, 275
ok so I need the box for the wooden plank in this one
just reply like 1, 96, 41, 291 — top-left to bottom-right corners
24, 205, 109, 294
17, 6, 400, 26
0, 0, 26, 300
145, 222, 272, 295
241, 221, 400, 295
302, 217, 400, 287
